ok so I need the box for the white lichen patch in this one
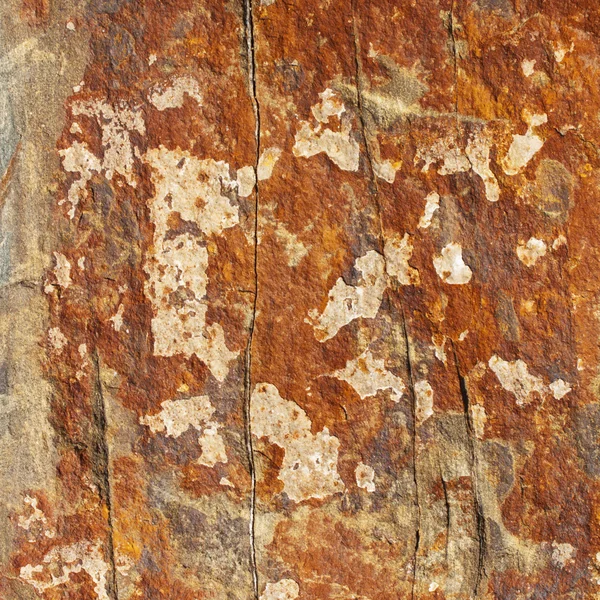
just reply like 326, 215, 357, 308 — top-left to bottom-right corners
257, 147, 282, 181
60, 99, 145, 218
553, 42, 574, 63
549, 379, 571, 400
293, 88, 359, 172
139, 395, 227, 467
148, 75, 202, 111
48, 328, 68, 353
20, 540, 110, 599
384, 233, 420, 285
415, 380, 434, 424
373, 158, 399, 183
419, 191, 440, 229
488, 355, 545, 405
307, 250, 387, 341
355, 462, 376, 492
502, 113, 547, 175
109, 303, 125, 331
260, 578, 300, 600
331, 349, 405, 403
551, 541, 576, 568
251, 383, 345, 503
471, 404, 487, 439
44, 252, 73, 294
236, 165, 256, 197
143, 145, 239, 381
516, 237, 547, 267
466, 131, 500, 202
552, 235, 567, 250
415, 134, 470, 175
72, 99, 145, 186
522, 59, 536, 77
18, 496, 56, 540
433, 243, 472, 284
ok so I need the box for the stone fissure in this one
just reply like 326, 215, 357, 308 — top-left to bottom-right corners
242, 0, 261, 596
91, 350, 118, 600
452, 343, 487, 597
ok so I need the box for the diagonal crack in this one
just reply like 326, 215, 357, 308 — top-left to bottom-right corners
242, 0, 261, 596
91, 350, 118, 600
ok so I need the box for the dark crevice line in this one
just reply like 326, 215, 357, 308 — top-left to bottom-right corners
91, 350, 118, 600
400, 307, 421, 600
451, 342, 487, 597
440, 470, 450, 564
242, 0, 260, 596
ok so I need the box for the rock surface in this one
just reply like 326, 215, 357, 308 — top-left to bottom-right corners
1, 0, 600, 598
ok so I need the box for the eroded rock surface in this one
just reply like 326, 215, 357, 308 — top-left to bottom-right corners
2, 0, 600, 598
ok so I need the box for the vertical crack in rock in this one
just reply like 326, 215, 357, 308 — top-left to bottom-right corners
400, 308, 421, 600
350, 0, 376, 192
91, 350, 118, 600
440, 470, 451, 564
243, 0, 260, 595
448, 0, 462, 168
452, 343, 487, 597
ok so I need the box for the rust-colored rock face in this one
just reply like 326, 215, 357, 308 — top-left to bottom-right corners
2, 0, 600, 598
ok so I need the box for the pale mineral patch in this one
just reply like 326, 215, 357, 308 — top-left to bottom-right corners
418, 191, 440, 228
331, 348, 405, 403
48, 328, 68, 352
198, 423, 228, 467
72, 99, 145, 186
220, 477, 235, 488
416, 135, 470, 175
551, 541, 576, 568
236, 165, 256, 197
58, 141, 101, 218
488, 355, 546, 405
18, 496, 55, 540
433, 243, 472, 284
552, 235, 567, 250
471, 404, 487, 439
384, 233, 420, 285
257, 147, 282, 180
260, 578, 300, 600
355, 462, 376, 492
431, 334, 447, 364
522, 59, 536, 77
466, 131, 500, 202
110, 303, 125, 331
251, 383, 345, 502
549, 379, 571, 400
293, 88, 360, 172
140, 395, 227, 467
415, 380, 434, 424
20, 540, 110, 599
502, 113, 547, 175
143, 145, 239, 380
148, 75, 202, 110
307, 250, 387, 341
553, 42, 574, 63
52, 252, 72, 288
517, 237, 547, 266
373, 158, 399, 183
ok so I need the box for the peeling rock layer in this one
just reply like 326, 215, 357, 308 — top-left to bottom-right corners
1, 0, 600, 599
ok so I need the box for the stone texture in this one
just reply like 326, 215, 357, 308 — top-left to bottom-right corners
1, 0, 600, 598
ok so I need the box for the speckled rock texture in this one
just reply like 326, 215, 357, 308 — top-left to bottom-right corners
1, 0, 600, 598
